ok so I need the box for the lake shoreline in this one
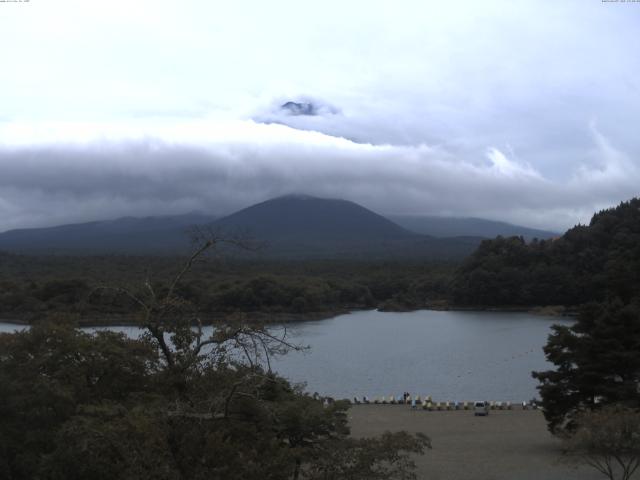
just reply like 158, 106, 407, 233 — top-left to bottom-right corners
0, 304, 576, 328
0, 309, 353, 328
423, 303, 578, 317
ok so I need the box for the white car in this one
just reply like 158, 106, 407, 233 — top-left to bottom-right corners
474, 401, 490, 416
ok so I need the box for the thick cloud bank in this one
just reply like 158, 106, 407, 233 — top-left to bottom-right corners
1, 1, 639, 232
0, 120, 637, 232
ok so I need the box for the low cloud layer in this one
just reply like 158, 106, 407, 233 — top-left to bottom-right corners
0, 120, 637, 233
1, 1, 639, 232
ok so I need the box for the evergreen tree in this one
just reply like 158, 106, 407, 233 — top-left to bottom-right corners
453, 197, 640, 307
533, 299, 640, 433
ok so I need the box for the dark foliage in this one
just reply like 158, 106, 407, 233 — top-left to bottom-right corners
456, 198, 640, 433
0, 237, 431, 479
453, 198, 640, 307
0, 321, 429, 480
0, 256, 455, 323
532, 299, 640, 433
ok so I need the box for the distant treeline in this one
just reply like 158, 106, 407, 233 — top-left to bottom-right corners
3, 198, 639, 323
0, 255, 455, 322
452, 198, 640, 306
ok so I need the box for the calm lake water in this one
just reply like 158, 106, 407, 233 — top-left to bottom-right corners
0, 310, 571, 402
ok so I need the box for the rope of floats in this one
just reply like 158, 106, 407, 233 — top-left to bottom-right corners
313, 393, 541, 410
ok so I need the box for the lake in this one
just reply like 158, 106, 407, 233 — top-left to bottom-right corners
0, 309, 570, 402
271, 310, 571, 402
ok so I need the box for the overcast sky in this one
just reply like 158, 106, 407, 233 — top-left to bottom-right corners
1, 0, 639, 232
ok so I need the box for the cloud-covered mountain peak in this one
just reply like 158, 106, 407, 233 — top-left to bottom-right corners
280, 101, 318, 116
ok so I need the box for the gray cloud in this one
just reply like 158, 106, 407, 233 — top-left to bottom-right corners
0, 121, 637, 232
0, 1, 638, 232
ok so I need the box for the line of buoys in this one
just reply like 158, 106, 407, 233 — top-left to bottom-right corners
350, 395, 540, 410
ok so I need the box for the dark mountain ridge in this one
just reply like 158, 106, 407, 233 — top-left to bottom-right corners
209, 195, 482, 259
389, 214, 558, 240
0, 195, 552, 259
0, 213, 216, 254
215, 194, 412, 241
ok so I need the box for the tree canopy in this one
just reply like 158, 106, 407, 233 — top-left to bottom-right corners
453, 197, 640, 307
0, 239, 430, 480
533, 299, 640, 433
519, 199, 640, 433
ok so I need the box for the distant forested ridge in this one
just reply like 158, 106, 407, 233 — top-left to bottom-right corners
0, 195, 554, 260
388, 215, 557, 240
0, 196, 480, 260
2, 198, 638, 323
0, 255, 455, 324
452, 198, 640, 307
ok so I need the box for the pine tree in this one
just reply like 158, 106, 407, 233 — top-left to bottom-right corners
533, 299, 640, 433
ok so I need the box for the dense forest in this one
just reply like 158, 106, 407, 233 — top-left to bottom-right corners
0, 255, 455, 324
528, 198, 640, 432
2, 199, 640, 473
452, 198, 640, 307
2, 198, 639, 324
0, 243, 430, 479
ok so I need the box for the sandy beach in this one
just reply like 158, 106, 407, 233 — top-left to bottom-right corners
348, 405, 602, 480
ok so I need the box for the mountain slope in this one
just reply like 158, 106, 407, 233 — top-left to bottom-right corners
211, 195, 481, 259
389, 215, 558, 240
0, 213, 216, 254
214, 195, 411, 241
0, 196, 483, 259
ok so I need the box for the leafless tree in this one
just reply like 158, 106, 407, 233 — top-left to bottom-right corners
91, 228, 308, 423
563, 405, 640, 480
94, 228, 299, 371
